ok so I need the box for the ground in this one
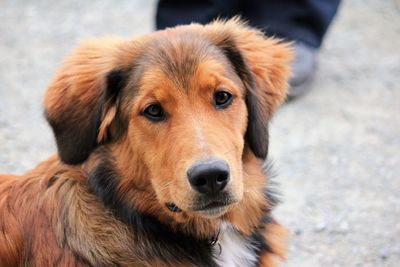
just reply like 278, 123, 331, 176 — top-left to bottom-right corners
1, 1, 399, 266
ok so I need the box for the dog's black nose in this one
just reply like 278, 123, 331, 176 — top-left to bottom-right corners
187, 158, 230, 194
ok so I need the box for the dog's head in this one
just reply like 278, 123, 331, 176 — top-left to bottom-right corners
45, 19, 292, 220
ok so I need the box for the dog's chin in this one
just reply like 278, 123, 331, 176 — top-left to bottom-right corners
166, 191, 240, 219
167, 198, 238, 219
194, 205, 230, 219
190, 199, 234, 219
191, 195, 239, 219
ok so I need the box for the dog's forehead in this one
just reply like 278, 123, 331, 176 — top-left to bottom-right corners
140, 34, 231, 91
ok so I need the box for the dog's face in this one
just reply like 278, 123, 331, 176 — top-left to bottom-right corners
44, 19, 292, 219
128, 37, 248, 217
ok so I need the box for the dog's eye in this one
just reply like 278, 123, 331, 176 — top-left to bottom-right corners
143, 103, 165, 122
214, 91, 233, 109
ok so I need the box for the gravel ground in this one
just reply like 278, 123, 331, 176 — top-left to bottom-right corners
1, 1, 399, 266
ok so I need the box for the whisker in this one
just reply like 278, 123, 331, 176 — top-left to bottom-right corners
223, 148, 236, 156
158, 180, 174, 193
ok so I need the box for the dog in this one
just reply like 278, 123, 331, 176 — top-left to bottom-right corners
0, 18, 292, 267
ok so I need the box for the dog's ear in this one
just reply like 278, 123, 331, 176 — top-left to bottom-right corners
44, 38, 138, 165
205, 18, 293, 159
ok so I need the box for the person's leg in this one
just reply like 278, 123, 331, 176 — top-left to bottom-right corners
156, 0, 241, 30
242, 0, 340, 48
242, 0, 341, 98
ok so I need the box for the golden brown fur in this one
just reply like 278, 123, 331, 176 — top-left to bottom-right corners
0, 18, 292, 266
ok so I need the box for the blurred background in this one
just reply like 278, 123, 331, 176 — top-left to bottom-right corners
0, 0, 399, 266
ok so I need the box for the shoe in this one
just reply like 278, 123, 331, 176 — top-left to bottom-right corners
287, 42, 317, 99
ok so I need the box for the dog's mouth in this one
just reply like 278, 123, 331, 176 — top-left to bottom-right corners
193, 201, 229, 211
166, 195, 236, 218
193, 201, 231, 218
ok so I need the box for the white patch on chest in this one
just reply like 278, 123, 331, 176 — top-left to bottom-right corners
214, 223, 257, 267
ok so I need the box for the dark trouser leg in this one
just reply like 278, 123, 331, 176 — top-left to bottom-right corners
242, 0, 341, 48
156, 0, 241, 30
156, 0, 340, 48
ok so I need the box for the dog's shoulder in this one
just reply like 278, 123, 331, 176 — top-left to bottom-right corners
0, 156, 91, 266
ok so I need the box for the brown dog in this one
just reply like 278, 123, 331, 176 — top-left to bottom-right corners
0, 18, 292, 267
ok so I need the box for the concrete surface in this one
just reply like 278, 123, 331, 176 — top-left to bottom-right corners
1, 0, 399, 266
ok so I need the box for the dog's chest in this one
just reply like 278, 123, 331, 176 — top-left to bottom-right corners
214, 223, 257, 267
